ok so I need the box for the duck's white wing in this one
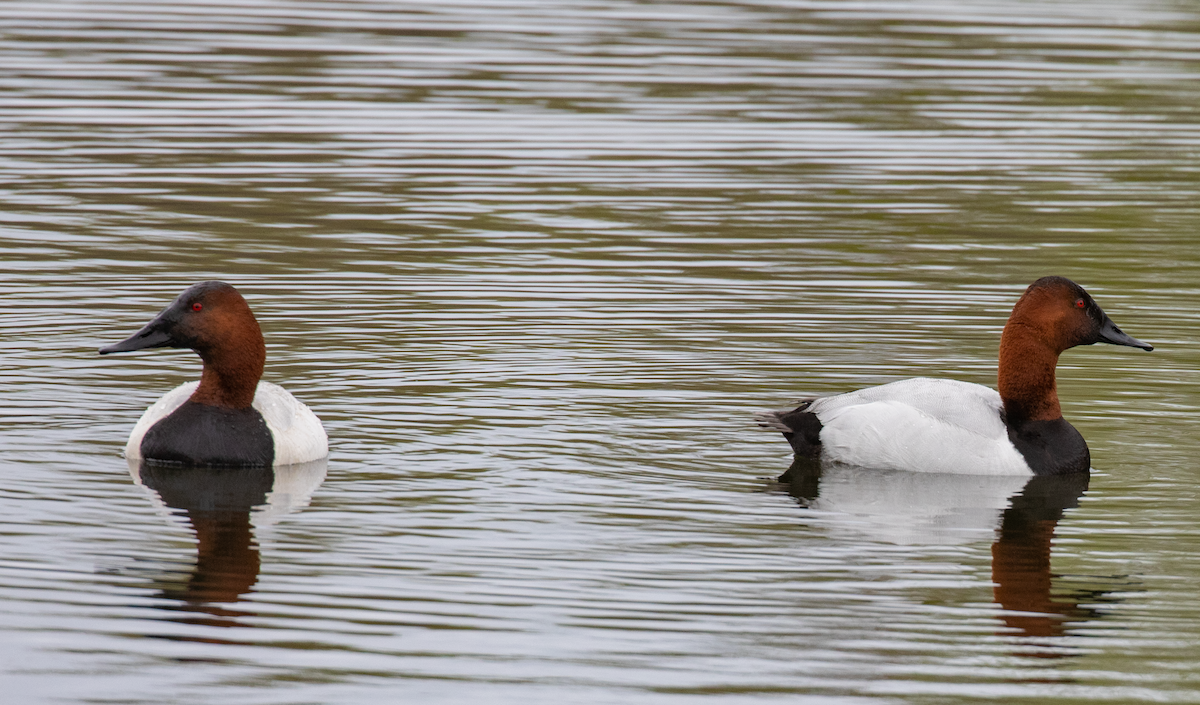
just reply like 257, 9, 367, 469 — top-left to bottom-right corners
810, 378, 1006, 436
810, 378, 1032, 475
253, 381, 329, 466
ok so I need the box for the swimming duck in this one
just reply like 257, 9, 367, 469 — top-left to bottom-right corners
758, 276, 1151, 475
100, 281, 328, 467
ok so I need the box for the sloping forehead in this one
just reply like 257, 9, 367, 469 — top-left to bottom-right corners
1027, 276, 1090, 301
177, 280, 241, 303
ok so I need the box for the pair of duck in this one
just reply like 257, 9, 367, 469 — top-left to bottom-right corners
102, 276, 1151, 476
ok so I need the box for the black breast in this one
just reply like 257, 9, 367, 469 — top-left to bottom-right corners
140, 400, 275, 467
1006, 417, 1090, 475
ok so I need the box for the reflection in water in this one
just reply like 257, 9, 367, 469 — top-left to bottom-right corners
781, 458, 1031, 545
993, 473, 1109, 644
129, 460, 327, 628
781, 460, 1108, 646
4, 0, 1197, 696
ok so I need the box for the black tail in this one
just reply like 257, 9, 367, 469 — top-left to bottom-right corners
756, 400, 823, 457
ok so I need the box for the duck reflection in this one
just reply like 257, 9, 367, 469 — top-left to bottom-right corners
992, 472, 1108, 641
780, 459, 1110, 646
129, 459, 326, 628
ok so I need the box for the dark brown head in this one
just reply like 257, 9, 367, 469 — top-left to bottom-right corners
998, 276, 1151, 422
100, 281, 266, 409
1005, 276, 1151, 354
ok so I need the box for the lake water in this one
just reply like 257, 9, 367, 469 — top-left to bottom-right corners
4, 0, 1200, 702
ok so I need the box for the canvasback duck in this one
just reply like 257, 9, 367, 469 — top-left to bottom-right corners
758, 276, 1152, 476
100, 281, 328, 467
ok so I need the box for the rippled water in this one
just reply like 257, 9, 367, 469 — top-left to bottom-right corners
4, 0, 1200, 702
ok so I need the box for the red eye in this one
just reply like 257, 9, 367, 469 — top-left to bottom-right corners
191, 302, 203, 312
1075, 298, 1085, 308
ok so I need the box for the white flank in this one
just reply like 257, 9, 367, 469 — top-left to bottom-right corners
254, 381, 329, 465
809, 378, 1033, 475
124, 380, 328, 465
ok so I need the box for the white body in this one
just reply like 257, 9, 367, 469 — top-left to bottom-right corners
125, 380, 329, 466
808, 378, 1033, 476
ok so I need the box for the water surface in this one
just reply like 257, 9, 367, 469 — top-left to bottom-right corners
4, 1, 1200, 702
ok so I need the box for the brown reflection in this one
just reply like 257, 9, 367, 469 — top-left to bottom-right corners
992, 472, 1096, 644
138, 464, 273, 628
780, 459, 1111, 650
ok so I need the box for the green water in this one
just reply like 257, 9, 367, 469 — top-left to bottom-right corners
2, 0, 1200, 702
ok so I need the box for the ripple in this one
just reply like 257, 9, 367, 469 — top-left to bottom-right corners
4, 0, 1200, 702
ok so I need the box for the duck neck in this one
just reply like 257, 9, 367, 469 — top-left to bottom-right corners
190, 343, 265, 410
998, 321, 1062, 424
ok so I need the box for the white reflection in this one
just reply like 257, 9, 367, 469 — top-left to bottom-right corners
793, 462, 1031, 546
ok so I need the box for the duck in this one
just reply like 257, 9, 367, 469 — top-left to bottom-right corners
100, 281, 328, 467
757, 276, 1152, 476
